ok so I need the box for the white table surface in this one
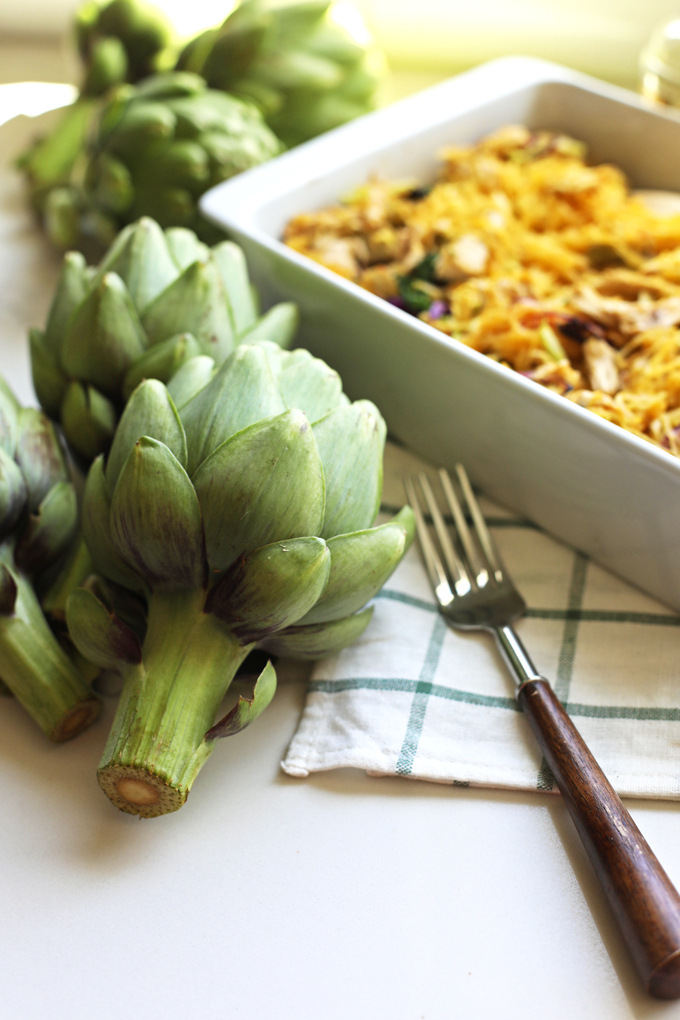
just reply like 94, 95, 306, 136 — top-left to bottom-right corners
3, 41, 680, 1020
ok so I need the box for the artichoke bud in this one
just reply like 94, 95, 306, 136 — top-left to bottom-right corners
106, 378, 187, 491
166, 354, 215, 409
82, 454, 148, 594
29, 328, 68, 420
181, 344, 285, 475
314, 399, 386, 538
66, 587, 142, 670
0, 446, 28, 538
193, 408, 325, 572
122, 332, 202, 399
212, 240, 257, 335
259, 606, 374, 660
201, 25, 266, 92
141, 255, 234, 361
0, 377, 20, 457
205, 659, 276, 740
206, 536, 330, 642
111, 437, 205, 589
95, 216, 179, 313
61, 271, 147, 397
239, 301, 298, 350
15, 408, 68, 512
43, 250, 89, 355
14, 480, 78, 576
269, 1, 331, 40
61, 381, 118, 462
86, 153, 134, 215
164, 226, 210, 269
298, 514, 412, 625
130, 186, 194, 228
84, 35, 128, 96
277, 347, 345, 422
139, 140, 210, 189
0, 564, 17, 617
257, 49, 343, 92
133, 71, 205, 101
104, 101, 177, 156
43, 188, 82, 251
307, 24, 365, 66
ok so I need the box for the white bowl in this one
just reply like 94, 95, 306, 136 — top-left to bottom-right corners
201, 56, 680, 611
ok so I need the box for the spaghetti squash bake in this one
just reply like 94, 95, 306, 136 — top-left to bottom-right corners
283, 125, 680, 456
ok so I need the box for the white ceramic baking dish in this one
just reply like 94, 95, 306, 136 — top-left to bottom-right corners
201, 56, 680, 611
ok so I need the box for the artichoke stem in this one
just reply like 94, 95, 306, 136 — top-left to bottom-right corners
98, 588, 252, 817
0, 568, 101, 741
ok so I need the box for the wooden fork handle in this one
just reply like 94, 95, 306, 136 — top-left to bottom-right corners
517, 678, 680, 999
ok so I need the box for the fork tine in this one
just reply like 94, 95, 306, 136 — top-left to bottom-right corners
403, 476, 454, 606
438, 469, 489, 589
418, 473, 471, 595
454, 464, 504, 582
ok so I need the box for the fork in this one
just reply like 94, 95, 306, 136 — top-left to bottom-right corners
405, 465, 680, 1000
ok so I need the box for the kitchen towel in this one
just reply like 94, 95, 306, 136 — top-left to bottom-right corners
282, 441, 680, 798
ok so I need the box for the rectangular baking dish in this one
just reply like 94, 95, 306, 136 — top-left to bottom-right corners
201, 56, 680, 611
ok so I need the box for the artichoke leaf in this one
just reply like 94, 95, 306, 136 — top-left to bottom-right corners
0, 563, 17, 617
111, 437, 205, 589
193, 408, 325, 572
15, 408, 69, 512
164, 226, 210, 269
166, 354, 215, 409
29, 328, 68, 420
141, 254, 235, 362
182, 344, 285, 475
238, 301, 298, 350
122, 332, 202, 400
206, 536, 330, 641
14, 480, 78, 575
106, 378, 187, 492
297, 511, 414, 625
313, 399, 386, 539
93, 216, 179, 313
0, 377, 20, 457
82, 455, 148, 594
212, 240, 257, 335
277, 347, 344, 422
0, 446, 27, 538
205, 659, 276, 739
258, 606, 374, 659
43, 250, 89, 356
61, 381, 117, 463
66, 587, 142, 671
61, 271, 148, 397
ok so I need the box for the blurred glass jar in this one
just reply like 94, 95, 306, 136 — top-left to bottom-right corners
640, 19, 680, 107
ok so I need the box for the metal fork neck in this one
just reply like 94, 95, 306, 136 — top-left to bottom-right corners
492, 625, 543, 687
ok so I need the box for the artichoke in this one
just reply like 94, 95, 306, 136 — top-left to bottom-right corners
22, 72, 281, 253
75, 0, 177, 97
0, 378, 101, 741
65, 344, 414, 816
31, 216, 297, 463
178, 0, 384, 147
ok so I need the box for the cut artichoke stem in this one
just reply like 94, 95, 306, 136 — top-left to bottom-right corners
97, 587, 254, 817
0, 561, 101, 741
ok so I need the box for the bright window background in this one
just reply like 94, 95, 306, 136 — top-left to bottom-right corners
2, 0, 680, 88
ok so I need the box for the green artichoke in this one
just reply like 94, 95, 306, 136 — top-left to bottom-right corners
178, 0, 385, 147
31, 216, 297, 464
0, 378, 101, 741
75, 0, 177, 97
65, 344, 414, 816
22, 71, 281, 253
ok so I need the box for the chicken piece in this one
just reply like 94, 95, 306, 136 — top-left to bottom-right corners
436, 235, 489, 281
583, 339, 620, 395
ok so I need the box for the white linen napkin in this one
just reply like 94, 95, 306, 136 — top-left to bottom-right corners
282, 442, 680, 798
